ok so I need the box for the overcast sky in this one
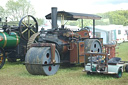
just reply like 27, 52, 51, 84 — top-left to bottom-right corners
30, 0, 128, 18
0, 0, 128, 18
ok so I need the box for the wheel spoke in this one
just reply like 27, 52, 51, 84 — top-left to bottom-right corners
28, 16, 30, 26
30, 22, 36, 28
21, 28, 28, 34
30, 29, 36, 34
28, 30, 30, 39
22, 21, 28, 28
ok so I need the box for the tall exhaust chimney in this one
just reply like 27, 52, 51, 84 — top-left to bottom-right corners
51, 7, 57, 29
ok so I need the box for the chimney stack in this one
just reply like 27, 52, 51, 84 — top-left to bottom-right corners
51, 7, 57, 29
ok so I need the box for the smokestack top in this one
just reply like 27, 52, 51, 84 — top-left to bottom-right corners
52, 7, 57, 9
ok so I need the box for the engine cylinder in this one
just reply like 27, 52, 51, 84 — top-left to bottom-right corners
0, 32, 20, 48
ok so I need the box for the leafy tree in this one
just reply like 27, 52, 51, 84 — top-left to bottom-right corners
124, 20, 128, 26
96, 10, 128, 26
96, 19, 110, 25
36, 18, 44, 26
96, 13, 110, 25
108, 11, 127, 25
0, 6, 6, 20
5, 0, 35, 21
66, 20, 78, 26
82, 19, 93, 27
66, 19, 93, 28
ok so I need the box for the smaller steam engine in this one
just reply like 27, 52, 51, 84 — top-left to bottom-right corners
25, 7, 103, 76
0, 15, 38, 69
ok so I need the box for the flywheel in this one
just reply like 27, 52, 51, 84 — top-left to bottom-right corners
19, 15, 38, 41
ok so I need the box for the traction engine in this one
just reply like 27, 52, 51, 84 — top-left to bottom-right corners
0, 15, 38, 69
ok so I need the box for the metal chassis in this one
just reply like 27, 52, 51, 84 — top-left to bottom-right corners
84, 53, 128, 75
84, 53, 109, 74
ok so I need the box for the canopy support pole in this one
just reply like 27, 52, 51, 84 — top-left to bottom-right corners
93, 19, 95, 38
81, 19, 83, 28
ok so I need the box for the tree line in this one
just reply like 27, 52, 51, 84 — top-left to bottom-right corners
0, 0, 128, 27
96, 10, 128, 26
66, 10, 128, 27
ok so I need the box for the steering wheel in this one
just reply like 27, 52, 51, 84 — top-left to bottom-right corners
19, 15, 38, 41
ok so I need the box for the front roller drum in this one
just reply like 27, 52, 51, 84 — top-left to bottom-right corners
25, 47, 60, 76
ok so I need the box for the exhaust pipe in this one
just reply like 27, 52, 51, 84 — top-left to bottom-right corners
51, 7, 57, 29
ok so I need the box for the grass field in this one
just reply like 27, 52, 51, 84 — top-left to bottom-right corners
0, 42, 128, 85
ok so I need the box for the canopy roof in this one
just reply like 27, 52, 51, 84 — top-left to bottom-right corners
45, 11, 101, 20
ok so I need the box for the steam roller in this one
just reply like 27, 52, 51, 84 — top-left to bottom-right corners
25, 7, 103, 76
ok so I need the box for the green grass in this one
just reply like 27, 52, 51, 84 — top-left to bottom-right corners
116, 42, 128, 61
0, 42, 128, 85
